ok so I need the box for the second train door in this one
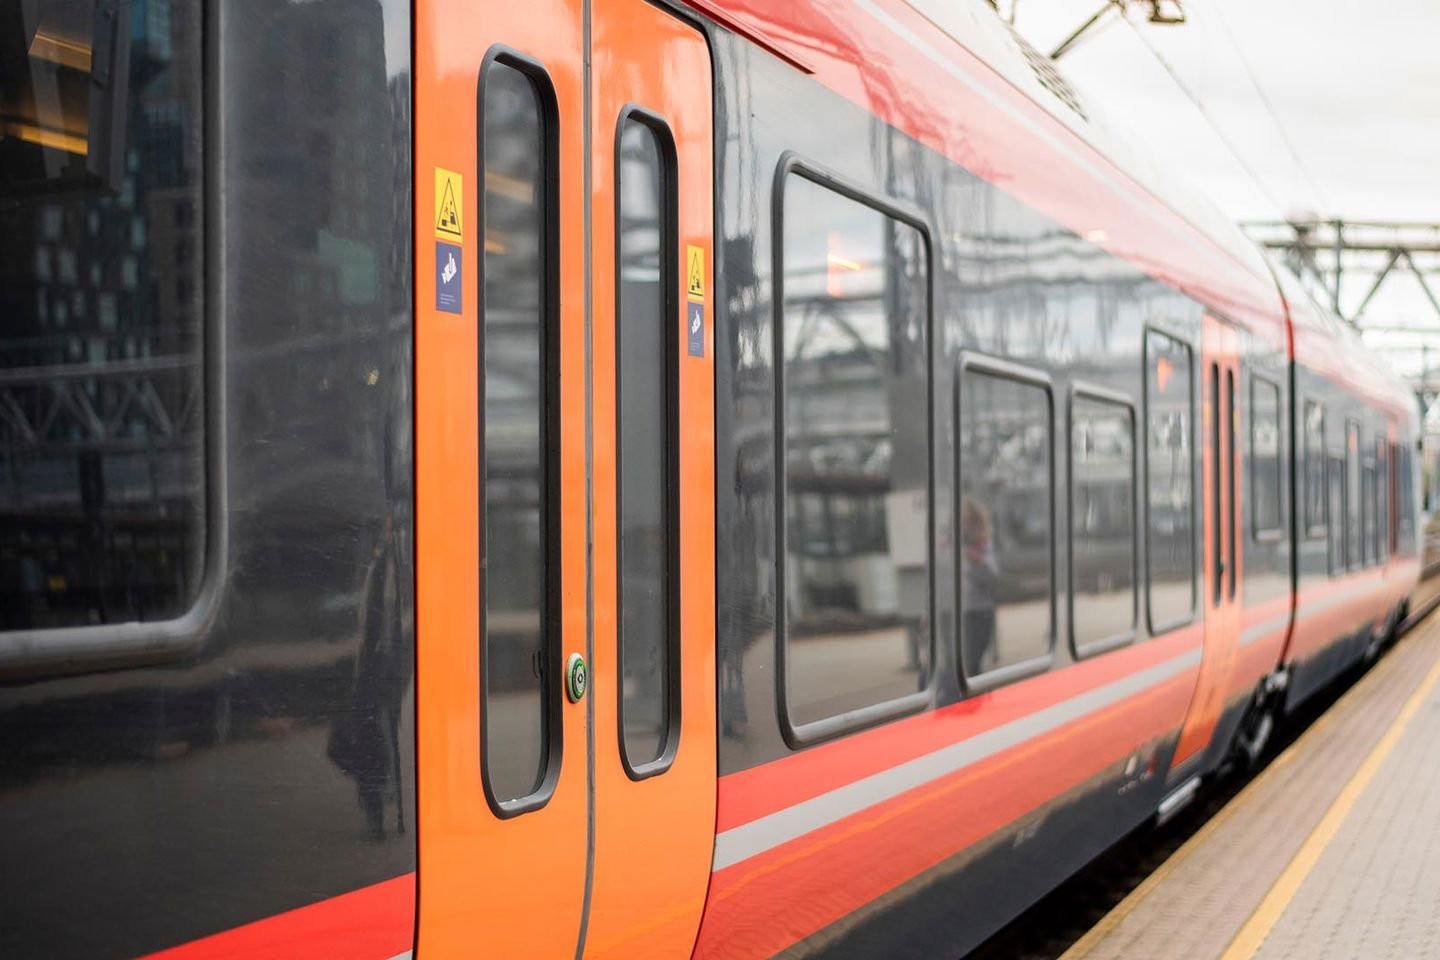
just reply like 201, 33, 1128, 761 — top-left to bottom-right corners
414, 0, 714, 955
586, 0, 716, 955
1174, 315, 1242, 769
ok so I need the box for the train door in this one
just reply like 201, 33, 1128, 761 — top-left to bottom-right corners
1173, 316, 1242, 769
413, 0, 715, 955
585, 0, 717, 955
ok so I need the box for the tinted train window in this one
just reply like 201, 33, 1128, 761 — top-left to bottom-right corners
1398, 443, 1416, 549
1144, 331, 1195, 630
1376, 440, 1387, 562
480, 60, 555, 807
1303, 401, 1326, 537
1, 0, 205, 632
1070, 393, 1135, 655
1346, 421, 1361, 569
778, 173, 930, 732
1328, 455, 1346, 575
959, 363, 1053, 679
1251, 376, 1282, 537
616, 115, 675, 773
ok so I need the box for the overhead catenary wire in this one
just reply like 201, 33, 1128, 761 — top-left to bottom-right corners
1107, 4, 1290, 219
1207, 0, 1329, 216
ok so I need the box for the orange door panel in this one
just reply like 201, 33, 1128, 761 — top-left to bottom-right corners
416, 0, 715, 955
414, 1, 589, 956
586, 1, 717, 955
1174, 316, 1242, 767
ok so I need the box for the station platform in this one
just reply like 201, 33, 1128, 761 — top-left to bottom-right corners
1061, 596, 1440, 960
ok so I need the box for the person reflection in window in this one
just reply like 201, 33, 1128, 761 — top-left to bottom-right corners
961, 496, 999, 677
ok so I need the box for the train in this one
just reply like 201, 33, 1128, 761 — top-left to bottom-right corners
0, 0, 1420, 958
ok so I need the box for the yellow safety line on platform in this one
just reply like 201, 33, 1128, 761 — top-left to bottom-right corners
1220, 645, 1440, 959
1062, 605, 1440, 960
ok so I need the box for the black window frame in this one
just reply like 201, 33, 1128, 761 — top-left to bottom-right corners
612, 105, 681, 780
771, 154, 935, 748
476, 46, 563, 819
1143, 327, 1198, 636
1345, 419, 1362, 572
1375, 438, 1387, 563
0, 0, 225, 678
1066, 383, 1138, 660
1303, 399, 1327, 539
1249, 373, 1284, 542
1328, 453, 1347, 577
956, 352, 1057, 692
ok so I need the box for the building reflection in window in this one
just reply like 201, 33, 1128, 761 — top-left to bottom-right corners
779, 173, 930, 728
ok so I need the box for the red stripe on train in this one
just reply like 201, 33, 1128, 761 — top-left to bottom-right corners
717, 626, 1199, 833
695, 664, 1195, 958
139, 873, 414, 960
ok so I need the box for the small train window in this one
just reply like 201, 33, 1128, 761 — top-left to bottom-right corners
1251, 376, 1283, 538
1376, 440, 1388, 563
1069, 389, 1136, 658
1303, 401, 1327, 538
1328, 455, 1346, 576
1346, 421, 1361, 570
958, 358, 1055, 683
1143, 330, 1196, 632
776, 168, 931, 740
478, 55, 559, 813
615, 112, 679, 777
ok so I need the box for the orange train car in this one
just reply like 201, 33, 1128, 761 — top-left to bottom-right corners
0, 0, 1419, 958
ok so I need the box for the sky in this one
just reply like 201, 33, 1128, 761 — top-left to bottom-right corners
1008, 0, 1440, 382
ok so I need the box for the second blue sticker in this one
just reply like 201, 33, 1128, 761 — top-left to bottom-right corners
435, 241, 462, 315
687, 301, 705, 357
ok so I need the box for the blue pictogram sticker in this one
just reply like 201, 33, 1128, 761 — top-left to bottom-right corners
687, 301, 705, 358
435, 241, 462, 314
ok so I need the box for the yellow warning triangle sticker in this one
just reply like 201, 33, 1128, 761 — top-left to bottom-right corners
435, 168, 463, 240
686, 245, 705, 301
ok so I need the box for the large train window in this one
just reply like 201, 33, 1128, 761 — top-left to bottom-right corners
1345, 421, 1361, 570
775, 167, 931, 741
1303, 401, 1327, 538
478, 55, 560, 812
958, 356, 1054, 685
1143, 330, 1196, 633
615, 111, 679, 776
1250, 376, 1283, 539
1, 0, 207, 636
1068, 388, 1135, 658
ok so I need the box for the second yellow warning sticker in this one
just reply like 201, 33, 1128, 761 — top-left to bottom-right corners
435, 168, 463, 241
686, 245, 706, 301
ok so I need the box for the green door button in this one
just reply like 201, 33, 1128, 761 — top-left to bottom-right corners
565, 652, 588, 703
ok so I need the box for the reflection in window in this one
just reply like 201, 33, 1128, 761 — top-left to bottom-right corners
780, 174, 929, 729
959, 367, 1052, 677
1251, 377, 1282, 536
1397, 444, 1416, 549
1304, 401, 1326, 536
617, 117, 674, 771
1145, 331, 1195, 628
1071, 395, 1135, 653
1, 0, 205, 631
481, 62, 552, 805
1346, 422, 1361, 569
1376, 440, 1388, 562
1328, 455, 1346, 575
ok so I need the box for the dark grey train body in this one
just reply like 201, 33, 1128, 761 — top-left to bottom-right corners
1, 2, 415, 956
